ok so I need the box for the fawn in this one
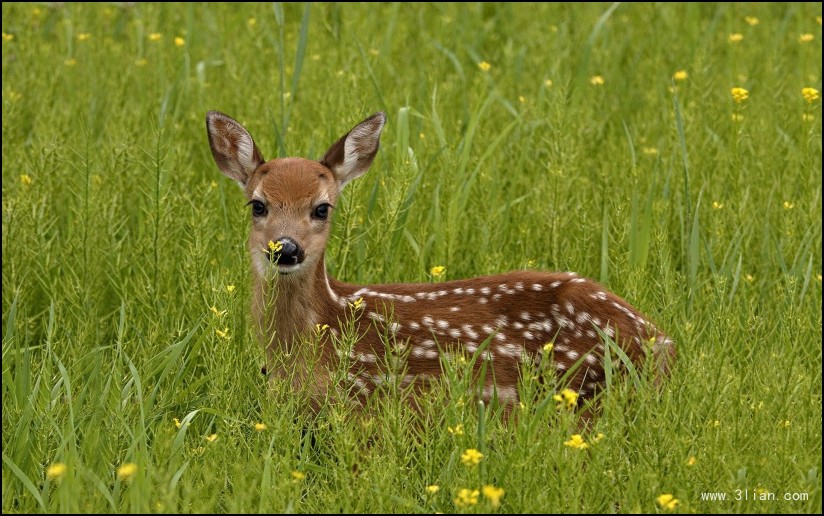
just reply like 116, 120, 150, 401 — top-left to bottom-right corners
206, 110, 675, 412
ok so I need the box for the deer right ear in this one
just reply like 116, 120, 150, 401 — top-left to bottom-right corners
206, 111, 265, 187
321, 112, 386, 188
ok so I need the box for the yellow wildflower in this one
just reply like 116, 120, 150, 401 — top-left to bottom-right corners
64, 58, 77, 67
590, 75, 605, 86
447, 424, 464, 436
730, 87, 749, 103
731, 113, 744, 122
783, 201, 794, 210
563, 434, 589, 450
116, 462, 138, 481
745, 16, 759, 26
205, 433, 218, 443
46, 462, 67, 481
248, 18, 257, 28
799, 33, 814, 43
77, 33, 91, 41
148, 32, 162, 42
175, 36, 185, 47
2, 32, 13, 41
210, 305, 227, 317
781, 419, 790, 428
174, 418, 182, 429
673, 70, 688, 81
267, 240, 283, 253
312, 54, 321, 61
542, 342, 554, 354
254, 422, 267, 431
290, 470, 305, 481
135, 58, 148, 67
687, 456, 697, 466
226, 284, 236, 293
478, 61, 491, 72
803, 113, 815, 122
350, 297, 365, 310
642, 147, 659, 155
544, 79, 553, 87
430, 265, 446, 278
426, 485, 440, 495
817, 15, 822, 25
553, 388, 579, 410
454, 488, 479, 507
728, 33, 744, 43
315, 323, 329, 333
460, 448, 484, 466
592, 432, 605, 443
482, 485, 505, 507
744, 274, 754, 283
20, 174, 33, 186
518, 95, 526, 103
656, 494, 680, 511
802, 87, 820, 103
369, 48, 379, 56
215, 327, 229, 340
712, 201, 724, 210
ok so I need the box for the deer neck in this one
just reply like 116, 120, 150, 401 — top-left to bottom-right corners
253, 254, 341, 354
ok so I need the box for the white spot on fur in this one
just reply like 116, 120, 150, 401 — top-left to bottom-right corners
479, 297, 488, 304
566, 350, 579, 361
550, 281, 562, 288
513, 321, 524, 330
480, 286, 491, 295
571, 277, 586, 283
450, 306, 461, 312
576, 312, 591, 324
448, 328, 461, 339
531, 283, 544, 291
520, 311, 532, 321
482, 324, 494, 334
408, 321, 420, 330
388, 322, 401, 334
565, 302, 575, 315
523, 331, 535, 340
436, 319, 449, 330
462, 324, 478, 340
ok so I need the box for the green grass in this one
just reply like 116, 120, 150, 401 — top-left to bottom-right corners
2, 2, 821, 513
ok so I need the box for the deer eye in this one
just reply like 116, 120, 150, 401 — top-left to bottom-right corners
249, 200, 267, 217
312, 203, 332, 220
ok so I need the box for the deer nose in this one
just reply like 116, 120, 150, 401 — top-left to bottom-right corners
268, 237, 304, 266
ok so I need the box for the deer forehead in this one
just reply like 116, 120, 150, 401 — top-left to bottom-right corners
248, 158, 337, 206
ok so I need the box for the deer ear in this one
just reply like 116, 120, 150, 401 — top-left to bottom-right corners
321, 112, 386, 188
206, 111, 265, 187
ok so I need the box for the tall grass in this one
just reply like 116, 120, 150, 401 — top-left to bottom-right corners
2, 2, 821, 513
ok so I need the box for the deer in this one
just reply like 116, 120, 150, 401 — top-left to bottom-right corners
206, 110, 675, 415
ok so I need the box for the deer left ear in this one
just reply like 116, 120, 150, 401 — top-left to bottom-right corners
321, 112, 386, 188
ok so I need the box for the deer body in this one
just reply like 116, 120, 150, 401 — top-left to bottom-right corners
207, 111, 674, 411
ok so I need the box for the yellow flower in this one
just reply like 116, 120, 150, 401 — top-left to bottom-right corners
518, 95, 526, 103
248, 18, 257, 28
349, 297, 364, 310
553, 388, 579, 410
226, 284, 236, 293
64, 58, 77, 67
148, 32, 162, 42
744, 274, 754, 283
430, 265, 445, 278
802, 87, 820, 103
799, 33, 814, 43
687, 456, 697, 466
712, 420, 721, 427
290, 470, 305, 481
210, 305, 227, 317
482, 485, 505, 507
817, 15, 822, 25
77, 33, 91, 41
590, 75, 605, 86
215, 327, 229, 340
460, 448, 484, 466
174, 36, 185, 47
730, 87, 749, 103
454, 488, 479, 507
20, 174, 33, 186
728, 33, 744, 43
816, 273, 822, 282
542, 342, 554, 353
478, 61, 491, 72
731, 113, 744, 122
447, 424, 464, 436
642, 147, 659, 155
426, 485, 440, 495
592, 432, 605, 443
2, 32, 13, 41
673, 70, 688, 81
783, 201, 794, 210
755, 486, 771, 496
254, 422, 267, 431
315, 323, 329, 333
135, 58, 148, 67
563, 434, 589, 450
205, 433, 218, 443
745, 16, 759, 26
312, 54, 321, 61
116, 462, 138, 481
46, 462, 67, 481
712, 201, 724, 210
803, 113, 815, 122
544, 79, 553, 87
781, 419, 790, 428
656, 494, 680, 511
174, 418, 182, 429
369, 48, 379, 56
267, 240, 283, 253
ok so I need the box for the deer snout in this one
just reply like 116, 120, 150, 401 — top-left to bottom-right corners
268, 237, 305, 266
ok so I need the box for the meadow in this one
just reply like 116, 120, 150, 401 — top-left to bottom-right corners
2, 2, 822, 513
